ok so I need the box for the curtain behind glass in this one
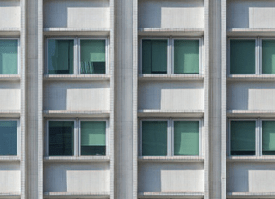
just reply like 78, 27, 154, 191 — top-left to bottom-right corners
174, 121, 199, 155
174, 40, 199, 74
262, 40, 275, 74
142, 40, 167, 74
230, 40, 255, 74
80, 40, 105, 74
0, 121, 17, 155
81, 121, 106, 155
262, 121, 275, 155
142, 121, 167, 156
49, 121, 74, 156
231, 121, 255, 155
48, 39, 74, 74
0, 40, 18, 74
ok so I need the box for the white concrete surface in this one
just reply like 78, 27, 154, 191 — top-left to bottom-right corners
0, 82, 20, 110
0, 163, 20, 192
0, 0, 20, 29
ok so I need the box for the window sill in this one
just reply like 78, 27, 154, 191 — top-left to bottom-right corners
0, 192, 21, 199
227, 74, 275, 81
0, 75, 20, 81
0, 156, 20, 162
43, 192, 110, 199
43, 110, 110, 118
138, 28, 204, 36
138, 192, 204, 198
43, 28, 110, 36
0, 110, 20, 118
227, 110, 275, 118
43, 156, 110, 163
227, 28, 275, 36
227, 156, 275, 162
0, 28, 20, 36
227, 192, 275, 198
138, 156, 204, 163
43, 74, 110, 81
139, 74, 204, 81
138, 110, 204, 118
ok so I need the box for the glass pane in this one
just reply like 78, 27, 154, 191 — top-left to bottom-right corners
0, 121, 17, 155
142, 40, 167, 74
80, 40, 106, 74
231, 121, 255, 155
81, 121, 106, 155
174, 121, 199, 155
48, 39, 74, 74
262, 40, 275, 74
230, 40, 255, 74
174, 40, 199, 74
262, 121, 275, 155
49, 121, 74, 156
142, 121, 167, 156
0, 40, 18, 74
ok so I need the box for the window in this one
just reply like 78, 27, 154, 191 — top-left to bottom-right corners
0, 120, 18, 156
229, 119, 275, 156
0, 39, 19, 74
46, 38, 108, 75
46, 119, 108, 156
141, 38, 202, 75
229, 38, 275, 75
140, 119, 201, 156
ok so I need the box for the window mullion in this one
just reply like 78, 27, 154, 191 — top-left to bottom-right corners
74, 38, 78, 75
75, 119, 79, 156
255, 118, 260, 156
259, 119, 263, 156
167, 119, 172, 156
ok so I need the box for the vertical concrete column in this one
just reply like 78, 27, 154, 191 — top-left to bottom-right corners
113, 0, 134, 199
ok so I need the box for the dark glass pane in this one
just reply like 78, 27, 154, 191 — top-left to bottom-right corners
262, 121, 275, 155
0, 40, 18, 74
0, 121, 17, 155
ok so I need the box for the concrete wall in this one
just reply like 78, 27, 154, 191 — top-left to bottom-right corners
227, 0, 275, 29
139, 162, 204, 192
0, 0, 20, 29
43, 82, 110, 111
138, 0, 204, 29
0, 162, 20, 192
139, 81, 204, 111
43, 0, 110, 29
43, 162, 110, 192
0, 82, 20, 110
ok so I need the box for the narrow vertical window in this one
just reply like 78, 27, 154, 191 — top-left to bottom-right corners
80, 40, 106, 74
48, 39, 74, 74
0, 40, 18, 74
49, 121, 74, 156
142, 121, 167, 156
231, 121, 255, 155
81, 121, 106, 155
262, 40, 275, 74
262, 121, 275, 155
174, 40, 199, 74
142, 40, 167, 74
174, 121, 199, 155
0, 121, 17, 155
230, 40, 255, 74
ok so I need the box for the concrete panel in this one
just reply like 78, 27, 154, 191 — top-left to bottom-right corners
44, 162, 110, 192
44, 82, 110, 111
138, 0, 204, 29
138, 81, 204, 111
44, 0, 110, 29
0, 0, 20, 29
0, 163, 20, 192
227, 163, 275, 192
138, 162, 204, 192
0, 82, 20, 110
228, 82, 275, 111
228, 0, 275, 29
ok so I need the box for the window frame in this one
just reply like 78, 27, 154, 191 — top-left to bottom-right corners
139, 118, 202, 157
259, 119, 275, 157
0, 38, 20, 75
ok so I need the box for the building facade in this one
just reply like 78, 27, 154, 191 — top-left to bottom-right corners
0, 0, 275, 199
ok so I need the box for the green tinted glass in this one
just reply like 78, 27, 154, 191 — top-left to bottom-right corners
142, 121, 167, 156
49, 121, 74, 156
231, 121, 255, 155
174, 121, 199, 155
174, 40, 199, 74
48, 39, 74, 74
81, 121, 106, 155
142, 40, 167, 74
230, 40, 255, 74
262, 121, 275, 155
80, 40, 105, 74
262, 40, 275, 74
0, 40, 18, 74
0, 121, 17, 155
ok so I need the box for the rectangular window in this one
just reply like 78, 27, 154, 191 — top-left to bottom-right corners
262, 121, 275, 155
80, 40, 106, 74
230, 121, 255, 155
0, 121, 17, 155
0, 39, 18, 74
230, 40, 255, 74
80, 121, 106, 155
48, 121, 74, 156
142, 39, 167, 74
47, 39, 74, 74
174, 40, 199, 74
262, 40, 275, 74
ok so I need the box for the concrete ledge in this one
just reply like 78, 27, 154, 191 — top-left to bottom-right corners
0, 110, 20, 118
227, 110, 275, 118
227, 28, 275, 36
227, 75, 275, 81
0, 29, 20, 36
43, 110, 110, 118
138, 156, 204, 163
0, 156, 20, 162
138, 110, 204, 118
44, 74, 110, 81
227, 192, 275, 198
227, 156, 275, 163
139, 74, 204, 81
0, 192, 21, 199
43, 28, 110, 36
138, 192, 204, 198
0, 75, 20, 81
43, 156, 110, 163
44, 192, 110, 199
138, 28, 204, 36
